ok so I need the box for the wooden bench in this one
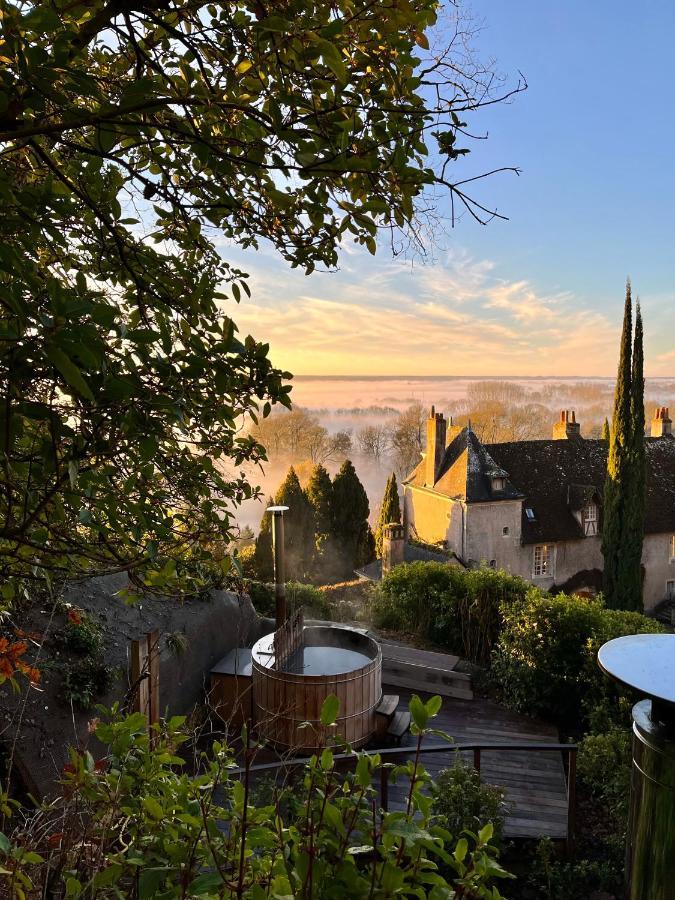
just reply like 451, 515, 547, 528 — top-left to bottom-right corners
380, 643, 473, 701
375, 693, 399, 738
387, 710, 411, 745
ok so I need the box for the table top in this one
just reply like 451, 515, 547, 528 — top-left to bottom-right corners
598, 634, 675, 705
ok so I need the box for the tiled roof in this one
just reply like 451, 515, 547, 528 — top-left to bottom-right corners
355, 543, 462, 582
404, 427, 524, 502
487, 436, 675, 543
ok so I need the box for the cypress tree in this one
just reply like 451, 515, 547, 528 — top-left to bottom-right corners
375, 473, 402, 557
330, 460, 372, 578
253, 497, 274, 581
253, 468, 314, 582
602, 280, 644, 610
306, 464, 333, 580
624, 302, 646, 608
601, 418, 610, 442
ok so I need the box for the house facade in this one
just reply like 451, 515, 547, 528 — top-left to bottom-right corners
403, 406, 675, 612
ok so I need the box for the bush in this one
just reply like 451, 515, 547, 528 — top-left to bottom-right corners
525, 836, 624, 900
578, 729, 631, 827
62, 658, 113, 708
60, 615, 103, 656
433, 757, 508, 847
2, 698, 514, 898
246, 580, 332, 620
373, 562, 531, 664
492, 591, 664, 731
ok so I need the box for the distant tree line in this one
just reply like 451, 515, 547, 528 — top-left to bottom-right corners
251, 462, 375, 584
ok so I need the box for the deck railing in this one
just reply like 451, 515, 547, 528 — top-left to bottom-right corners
231, 740, 578, 854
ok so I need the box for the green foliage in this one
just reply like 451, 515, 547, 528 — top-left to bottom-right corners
602, 281, 646, 610
601, 417, 610, 441
62, 658, 114, 708
433, 758, 508, 849
247, 581, 332, 620
375, 473, 402, 557
306, 464, 335, 580
578, 729, 631, 827
0, 0, 517, 597
525, 836, 624, 900
330, 460, 374, 578
60, 615, 103, 656
373, 562, 531, 664
2, 702, 513, 898
492, 590, 663, 730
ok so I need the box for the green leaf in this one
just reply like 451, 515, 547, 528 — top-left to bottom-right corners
454, 837, 468, 862
138, 868, 170, 899
320, 41, 346, 82
425, 695, 442, 718
45, 346, 94, 401
320, 693, 339, 726
142, 796, 164, 820
409, 694, 428, 730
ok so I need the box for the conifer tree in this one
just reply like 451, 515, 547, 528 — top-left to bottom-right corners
624, 302, 646, 608
375, 474, 402, 557
330, 461, 374, 577
253, 497, 274, 581
601, 418, 610, 442
306, 464, 334, 580
602, 281, 645, 610
254, 469, 314, 582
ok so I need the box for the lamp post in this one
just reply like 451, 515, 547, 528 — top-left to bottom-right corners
598, 634, 675, 900
266, 505, 289, 628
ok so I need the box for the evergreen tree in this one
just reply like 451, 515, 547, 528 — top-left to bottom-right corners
306, 465, 333, 540
306, 464, 334, 580
253, 469, 314, 582
624, 302, 646, 608
375, 473, 402, 557
253, 497, 274, 581
330, 460, 372, 577
601, 418, 610, 442
602, 281, 645, 610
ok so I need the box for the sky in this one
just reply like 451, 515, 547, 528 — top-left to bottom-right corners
221, 1, 675, 377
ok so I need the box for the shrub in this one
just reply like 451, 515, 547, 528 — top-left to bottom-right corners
62, 658, 113, 708
373, 562, 530, 664
60, 614, 103, 656
246, 581, 332, 620
432, 757, 508, 847
1, 697, 514, 898
578, 729, 631, 827
492, 591, 664, 731
526, 836, 624, 900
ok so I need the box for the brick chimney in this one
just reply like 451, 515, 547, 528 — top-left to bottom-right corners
553, 409, 581, 440
425, 405, 447, 486
651, 406, 672, 438
381, 523, 405, 576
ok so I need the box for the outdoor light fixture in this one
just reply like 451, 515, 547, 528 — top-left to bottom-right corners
598, 634, 675, 900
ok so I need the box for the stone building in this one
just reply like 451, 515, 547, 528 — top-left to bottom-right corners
402, 407, 675, 611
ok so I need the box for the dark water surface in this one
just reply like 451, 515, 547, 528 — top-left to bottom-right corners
282, 646, 370, 675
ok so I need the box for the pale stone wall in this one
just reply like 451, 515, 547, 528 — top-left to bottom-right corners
404, 485, 464, 550
405, 486, 675, 611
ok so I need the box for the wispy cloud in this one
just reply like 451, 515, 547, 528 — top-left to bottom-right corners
218, 242, 672, 377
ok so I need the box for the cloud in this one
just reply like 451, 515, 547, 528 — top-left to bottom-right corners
218, 243, 672, 377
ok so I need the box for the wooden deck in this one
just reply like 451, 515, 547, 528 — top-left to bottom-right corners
382, 686, 570, 840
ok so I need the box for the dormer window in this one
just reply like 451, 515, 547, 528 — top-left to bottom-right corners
525, 507, 536, 521
491, 476, 506, 493
583, 502, 598, 536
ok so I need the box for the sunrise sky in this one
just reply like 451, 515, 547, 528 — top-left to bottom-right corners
224, 1, 675, 377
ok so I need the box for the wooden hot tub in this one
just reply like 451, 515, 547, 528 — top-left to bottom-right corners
251, 618, 382, 751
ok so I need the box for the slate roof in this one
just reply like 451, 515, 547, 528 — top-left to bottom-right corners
355, 543, 463, 582
404, 427, 524, 502
405, 426, 675, 544
487, 436, 675, 543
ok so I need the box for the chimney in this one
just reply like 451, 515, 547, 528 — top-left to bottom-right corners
381, 523, 405, 576
651, 406, 672, 438
425, 405, 447, 486
552, 409, 581, 440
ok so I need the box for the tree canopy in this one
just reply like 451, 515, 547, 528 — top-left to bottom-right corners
0, 0, 520, 596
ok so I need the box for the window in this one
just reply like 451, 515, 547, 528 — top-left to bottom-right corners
667, 581, 675, 601
525, 507, 536, 521
533, 544, 553, 578
502, 526, 510, 537
583, 503, 598, 536
671, 536, 675, 561
489, 559, 497, 569
492, 476, 506, 492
